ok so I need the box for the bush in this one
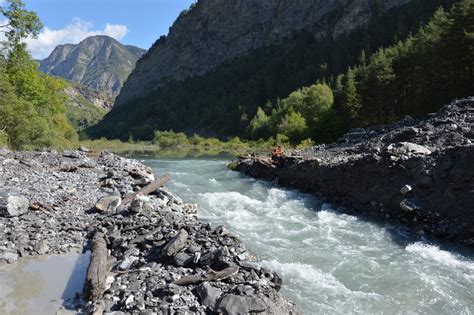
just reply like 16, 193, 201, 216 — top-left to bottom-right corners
296, 138, 315, 149
153, 130, 189, 147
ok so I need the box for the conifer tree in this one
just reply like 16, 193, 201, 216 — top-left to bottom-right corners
342, 68, 361, 123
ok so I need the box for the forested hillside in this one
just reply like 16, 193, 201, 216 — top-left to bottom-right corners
88, 0, 458, 141
248, 0, 474, 144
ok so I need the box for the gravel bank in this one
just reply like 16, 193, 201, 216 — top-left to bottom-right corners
0, 149, 297, 314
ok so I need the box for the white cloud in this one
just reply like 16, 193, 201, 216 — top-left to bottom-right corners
25, 18, 128, 59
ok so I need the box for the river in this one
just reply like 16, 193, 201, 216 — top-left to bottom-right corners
142, 155, 474, 315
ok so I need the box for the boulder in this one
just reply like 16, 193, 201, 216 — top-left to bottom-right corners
95, 195, 122, 213
195, 282, 222, 308
162, 229, 188, 257
388, 142, 431, 156
215, 295, 266, 314
0, 191, 29, 217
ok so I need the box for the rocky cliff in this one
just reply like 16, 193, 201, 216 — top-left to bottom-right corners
116, 0, 411, 106
40, 35, 145, 98
63, 85, 112, 128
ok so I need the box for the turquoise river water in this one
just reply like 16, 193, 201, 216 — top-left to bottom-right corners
143, 155, 474, 315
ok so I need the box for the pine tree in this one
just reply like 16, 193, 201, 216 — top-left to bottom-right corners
333, 74, 344, 115
342, 68, 361, 124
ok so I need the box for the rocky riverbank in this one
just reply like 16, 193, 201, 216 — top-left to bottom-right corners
233, 98, 474, 246
0, 149, 297, 314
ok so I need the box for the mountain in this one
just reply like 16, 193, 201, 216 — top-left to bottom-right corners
115, 0, 414, 106
90, 0, 457, 140
39, 35, 146, 98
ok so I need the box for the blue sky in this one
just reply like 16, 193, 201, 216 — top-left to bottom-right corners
20, 0, 195, 59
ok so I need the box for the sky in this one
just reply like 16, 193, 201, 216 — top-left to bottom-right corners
18, 0, 196, 59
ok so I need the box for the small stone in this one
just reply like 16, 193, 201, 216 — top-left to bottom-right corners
400, 185, 412, 195
174, 252, 191, 267
214, 225, 231, 236
62, 150, 81, 159
59, 165, 78, 172
193, 252, 201, 264
34, 239, 49, 255
400, 199, 421, 212
95, 195, 122, 213
187, 244, 202, 253
130, 196, 153, 213
125, 294, 134, 306
118, 256, 138, 271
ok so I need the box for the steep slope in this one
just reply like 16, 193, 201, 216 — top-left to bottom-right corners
63, 84, 111, 129
91, 0, 456, 140
116, 0, 412, 106
39, 35, 145, 98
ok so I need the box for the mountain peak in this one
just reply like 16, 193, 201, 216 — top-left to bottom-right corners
39, 35, 146, 98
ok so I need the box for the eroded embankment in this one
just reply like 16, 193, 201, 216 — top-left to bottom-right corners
0, 149, 297, 314
234, 98, 474, 246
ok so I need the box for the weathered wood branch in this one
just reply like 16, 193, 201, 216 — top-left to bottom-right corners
83, 232, 108, 302
121, 174, 171, 206
174, 266, 239, 286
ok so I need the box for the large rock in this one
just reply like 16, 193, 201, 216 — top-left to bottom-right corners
0, 191, 29, 217
215, 295, 266, 314
195, 282, 222, 308
162, 229, 188, 257
95, 195, 122, 213
387, 142, 432, 156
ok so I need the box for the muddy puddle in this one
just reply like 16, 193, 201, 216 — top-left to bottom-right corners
0, 252, 90, 315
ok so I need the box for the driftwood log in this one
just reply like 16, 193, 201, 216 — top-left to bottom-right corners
121, 174, 171, 206
83, 232, 108, 302
174, 266, 239, 286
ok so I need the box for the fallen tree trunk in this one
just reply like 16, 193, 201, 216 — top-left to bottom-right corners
122, 174, 171, 206
83, 232, 108, 302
